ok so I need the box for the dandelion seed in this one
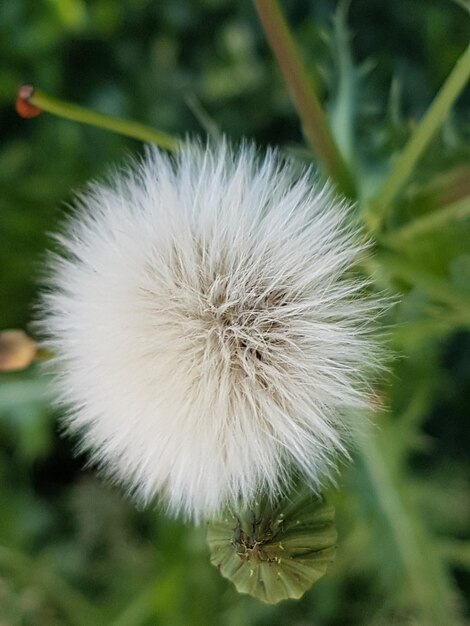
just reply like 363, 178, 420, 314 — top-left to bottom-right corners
38, 140, 384, 520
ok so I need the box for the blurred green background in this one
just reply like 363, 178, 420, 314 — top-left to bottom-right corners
0, 1, 469, 624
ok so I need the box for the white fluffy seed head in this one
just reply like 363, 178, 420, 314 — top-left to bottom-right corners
38, 141, 383, 521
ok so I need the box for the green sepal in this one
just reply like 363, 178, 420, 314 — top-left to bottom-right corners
207, 489, 336, 604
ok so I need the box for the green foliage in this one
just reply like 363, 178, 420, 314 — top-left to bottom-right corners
1, 0, 469, 624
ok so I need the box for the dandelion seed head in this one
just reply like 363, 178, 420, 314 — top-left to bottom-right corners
38, 141, 383, 520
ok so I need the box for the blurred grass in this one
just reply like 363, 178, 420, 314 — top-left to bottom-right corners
0, 1, 469, 624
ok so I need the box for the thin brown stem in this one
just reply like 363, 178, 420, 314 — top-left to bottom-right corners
254, 0, 356, 198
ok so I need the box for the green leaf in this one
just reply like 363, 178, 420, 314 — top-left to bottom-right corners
328, 2, 356, 168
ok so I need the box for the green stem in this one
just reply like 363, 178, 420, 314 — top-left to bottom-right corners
25, 87, 179, 150
368, 44, 470, 231
0, 545, 100, 626
383, 195, 470, 245
254, 0, 357, 199
377, 252, 470, 319
360, 432, 463, 626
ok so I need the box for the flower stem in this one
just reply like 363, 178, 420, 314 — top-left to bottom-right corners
17, 85, 179, 151
359, 430, 463, 626
253, 0, 357, 199
377, 252, 470, 320
368, 44, 470, 232
0, 545, 100, 626
383, 195, 470, 245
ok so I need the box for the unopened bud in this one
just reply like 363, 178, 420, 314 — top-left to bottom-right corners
207, 489, 336, 603
0, 330, 37, 371
16, 85, 42, 119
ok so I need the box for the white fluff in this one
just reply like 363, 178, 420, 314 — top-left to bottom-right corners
39, 141, 382, 520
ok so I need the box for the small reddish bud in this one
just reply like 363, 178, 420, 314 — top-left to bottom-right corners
16, 85, 42, 119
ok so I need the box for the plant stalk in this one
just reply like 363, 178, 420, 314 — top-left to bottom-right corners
377, 252, 470, 319
254, 0, 357, 199
17, 85, 179, 151
382, 196, 470, 245
368, 44, 470, 231
382, 197, 470, 246
360, 431, 462, 626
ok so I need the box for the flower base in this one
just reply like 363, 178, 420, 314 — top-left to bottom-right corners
207, 489, 337, 603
